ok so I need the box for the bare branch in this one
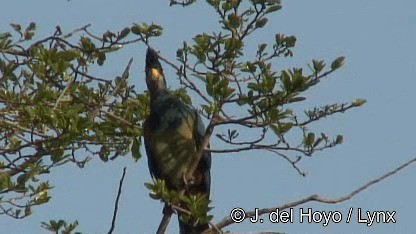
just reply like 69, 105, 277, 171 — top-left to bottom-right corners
266, 150, 305, 176
208, 144, 308, 156
156, 205, 173, 234
54, 78, 73, 109
100, 110, 136, 127
212, 156, 416, 230
70, 65, 112, 83
62, 24, 92, 38
297, 102, 357, 127
185, 116, 217, 181
108, 167, 127, 234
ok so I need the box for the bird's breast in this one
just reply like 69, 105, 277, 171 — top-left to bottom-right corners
147, 108, 198, 189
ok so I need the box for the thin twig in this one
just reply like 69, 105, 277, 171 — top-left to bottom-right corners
171, 204, 222, 234
212, 156, 416, 230
267, 150, 306, 176
63, 24, 92, 38
53, 78, 73, 109
149, 46, 211, 103
70, 65, 111, 83
109, 57, 133, 97
108, 167, 127, 234
100, 110, 135, 127
185, 117, 216, 181
0, 119, 50, 138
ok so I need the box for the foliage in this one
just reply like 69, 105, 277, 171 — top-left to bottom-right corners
0, 22, 162, 220
145, 179, 213, 226
41, 219, 80, 234
148, 0, 365, 231
0, 0, 365, 233
174, 0, 364, 174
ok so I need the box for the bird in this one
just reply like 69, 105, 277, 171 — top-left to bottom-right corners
143, 48, 211, 234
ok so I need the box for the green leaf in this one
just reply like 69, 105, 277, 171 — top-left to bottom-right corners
24, 206, 32, 216
207, 0, 220, 8
275, 33, 284, 44
24, 31, 34, 40
97, 52, 106, 66
131, 137, 141, 162
280, 70, 291, 91
312, 59, 325, 73
131, 24, 144, 35
255, 18, 268, 28
352, 98, 366, 107
266, 5, 282, 13
148, 23, 163, 37
23, 22, 36, 40
50, 150, 62, 164
258, 43, 267, 55
0, 33, 12, 49
287, 96, 306, 103
99, 145, 109, 162
228, 13, 241, 28
243, 62, 257, 73
247, 82, 261, 91
102, 31, 116, 42
0, 174, 12, 191
144, 182, 155, 190
331, 56, 345, 70
221, 1, 234, 11
173, 88, 192, 104
34, 190, 50, 205
10, 23, 22, 33
304, 133, 315, 146
26, 22, 36, 32
285, 36, 297, 47
118, 27, 131, 39
80, 36, 96, 53
270, 123, 292, 135
335, 135, 343, 144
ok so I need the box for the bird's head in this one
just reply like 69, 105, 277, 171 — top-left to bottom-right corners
145, 48, 167, 98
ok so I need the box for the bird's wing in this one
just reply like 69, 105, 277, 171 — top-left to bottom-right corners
143, 118, 160, 180
193, 110, 211, 196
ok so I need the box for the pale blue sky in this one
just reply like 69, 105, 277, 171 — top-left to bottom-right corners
1, 0, 416, 233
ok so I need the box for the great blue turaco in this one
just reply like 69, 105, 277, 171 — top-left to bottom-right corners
143, 48, 211, 234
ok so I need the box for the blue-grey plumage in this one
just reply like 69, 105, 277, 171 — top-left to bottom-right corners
143, 48, 211, 234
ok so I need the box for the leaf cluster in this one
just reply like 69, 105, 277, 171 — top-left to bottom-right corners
0, 22, 160, 219
41, 219, 80, 234
145, 179, 213, 227
173, 0, 365, 176
142, 1, 365, 231
1, 1, 367, 232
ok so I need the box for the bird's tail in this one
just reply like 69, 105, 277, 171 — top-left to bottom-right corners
178, 215, 209, 234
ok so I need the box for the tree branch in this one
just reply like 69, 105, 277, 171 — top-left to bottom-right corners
185, 116, 217, 181
107, 167, 127, 234
212, 156, 416, 230
156, 205, 173, 234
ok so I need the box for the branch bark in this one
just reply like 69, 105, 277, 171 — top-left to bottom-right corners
108, 167, 127, 234
156, 205, 173, 234
211, 156, 416, 231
